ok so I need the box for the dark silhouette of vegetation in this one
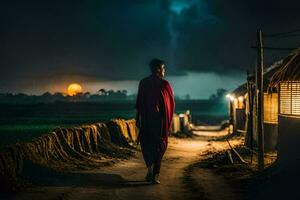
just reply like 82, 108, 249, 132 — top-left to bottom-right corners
0, 89, 136, 104
209, 88, 227, 101
0, 88, 228, 105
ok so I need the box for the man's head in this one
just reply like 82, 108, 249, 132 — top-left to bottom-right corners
149, 59, 165, 78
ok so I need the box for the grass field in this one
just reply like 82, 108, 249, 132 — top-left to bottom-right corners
0, 100, 228, 146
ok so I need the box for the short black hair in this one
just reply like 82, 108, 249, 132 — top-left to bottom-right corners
149, 58, 165, 73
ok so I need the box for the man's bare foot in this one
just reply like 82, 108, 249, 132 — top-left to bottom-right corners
152, 174, 160, 184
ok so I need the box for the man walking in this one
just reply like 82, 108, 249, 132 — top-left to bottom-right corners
135, 59, 175, 184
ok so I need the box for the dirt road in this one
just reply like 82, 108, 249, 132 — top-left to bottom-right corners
10, 129, 242, 200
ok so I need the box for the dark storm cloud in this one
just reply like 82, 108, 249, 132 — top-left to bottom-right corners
174, 0, 300, 74
0, 0, 299, 92
0, 0, 170, 89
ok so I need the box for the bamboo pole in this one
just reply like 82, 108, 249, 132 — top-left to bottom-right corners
226, 139, 248, 164
256, 29, 265, 170
247, 71, 254, 163
227, 150, 234, 164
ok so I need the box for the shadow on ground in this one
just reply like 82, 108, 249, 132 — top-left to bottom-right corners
22, 159, 153, 189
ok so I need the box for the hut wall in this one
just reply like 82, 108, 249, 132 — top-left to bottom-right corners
247, 120, 278, 152
232, 96, 247, 134
278, 115, 300, 165
263, 123, 278, 152
235, 108, 246, 131
263, 93, 278, 152
264, 93, 278, 123
245, 93, 278, 151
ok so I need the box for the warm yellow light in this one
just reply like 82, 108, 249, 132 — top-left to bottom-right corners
226, 93, 235, 101
67, 83, 82, 96
238, 96, 244, 102
226, 94, 231, 99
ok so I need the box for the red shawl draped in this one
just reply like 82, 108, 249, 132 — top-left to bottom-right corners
135, 74, 175, 140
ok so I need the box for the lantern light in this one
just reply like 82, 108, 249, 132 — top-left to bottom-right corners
226, 93, 235, 101
179, 114, 185, 118
238, 96, 244, 102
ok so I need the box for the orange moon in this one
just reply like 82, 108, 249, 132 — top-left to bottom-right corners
67, 83, 82, 96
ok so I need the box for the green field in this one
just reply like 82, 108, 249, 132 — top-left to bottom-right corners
0, 101, 136, 146
0, 100, 228, 146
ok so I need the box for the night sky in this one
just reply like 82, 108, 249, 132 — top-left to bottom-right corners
1, 0, 299, 98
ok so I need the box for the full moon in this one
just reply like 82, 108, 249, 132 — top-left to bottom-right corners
67, 83, 82, 96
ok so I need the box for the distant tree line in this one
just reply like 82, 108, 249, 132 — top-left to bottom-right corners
209, 88, 227, 101
0, 88, 228, 104
0, 89, 137, 104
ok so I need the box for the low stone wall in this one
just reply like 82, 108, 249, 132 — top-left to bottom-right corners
0, 119, 138, 191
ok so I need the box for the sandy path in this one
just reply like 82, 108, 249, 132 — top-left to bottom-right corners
11, 129, 241, 200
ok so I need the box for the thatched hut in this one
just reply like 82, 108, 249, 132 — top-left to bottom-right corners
269, 48, 300, 164
229, 60, 282, 151
170, 111, 192, 134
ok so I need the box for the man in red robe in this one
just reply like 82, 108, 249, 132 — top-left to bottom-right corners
135, 59, 175, 184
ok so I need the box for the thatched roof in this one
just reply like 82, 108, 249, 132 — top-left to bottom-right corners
231, 49, 300, 95
231, 62, 282, 96
231, 83, 247, 97
264, 59, 283, 80
269, 48, 300, 87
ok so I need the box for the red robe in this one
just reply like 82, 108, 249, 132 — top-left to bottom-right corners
135, 74, 175, 174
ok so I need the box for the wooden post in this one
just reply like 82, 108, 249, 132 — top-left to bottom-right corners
246, 71, 254, 163
256, 29, 264, 170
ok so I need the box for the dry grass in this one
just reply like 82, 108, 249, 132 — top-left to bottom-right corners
195, 144, 278, 199
0, 119, 139, 193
